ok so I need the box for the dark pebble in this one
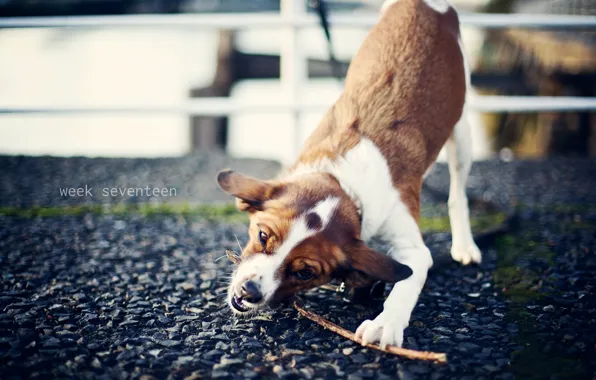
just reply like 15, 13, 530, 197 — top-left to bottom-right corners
157, 340, 180, 348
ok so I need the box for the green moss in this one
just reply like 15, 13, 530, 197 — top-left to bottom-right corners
418, 211, 507, 233
561, 220, 596, 233
472, 212, 508, 231
518, 203, 596, 214
0, 203, 507, 233
494, 233, 588, 379
0, 205, 102, 218
494, 236, 544, 304
494, 233, 556, 303
494, 267, 542, 304
0, 203, 248, 223
510, 338, 588, 380
419, 215, 451, 232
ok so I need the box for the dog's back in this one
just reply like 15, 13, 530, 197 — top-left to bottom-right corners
298, 0, 465, 185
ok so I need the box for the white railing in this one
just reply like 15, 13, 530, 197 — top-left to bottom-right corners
2, 12, 596, 29
2, 96, 596, 116
280, 0, 307, 159
1, 5, 595, 133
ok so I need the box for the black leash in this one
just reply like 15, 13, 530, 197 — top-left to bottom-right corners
310, 0, 344, 83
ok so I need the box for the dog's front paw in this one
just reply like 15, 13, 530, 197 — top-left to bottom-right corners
354, 311, 406, 349
451, 243, 482, 265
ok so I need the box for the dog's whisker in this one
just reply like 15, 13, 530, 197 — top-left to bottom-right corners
233, 234, 243, 253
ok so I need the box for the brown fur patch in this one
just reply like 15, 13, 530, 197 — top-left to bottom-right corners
390, 119, 406, 129
385, 70, 395, 86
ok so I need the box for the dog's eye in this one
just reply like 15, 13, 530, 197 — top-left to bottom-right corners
258, 231, 268, 246
295, 269, 314, 281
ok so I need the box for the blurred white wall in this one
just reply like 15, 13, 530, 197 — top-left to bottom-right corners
0, 28, 216, 157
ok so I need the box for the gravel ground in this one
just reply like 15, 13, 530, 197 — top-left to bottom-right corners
0, 154, 595, 379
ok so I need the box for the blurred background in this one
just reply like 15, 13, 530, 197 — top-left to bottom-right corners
0, 0, 595, 165
1, 5, 596, 378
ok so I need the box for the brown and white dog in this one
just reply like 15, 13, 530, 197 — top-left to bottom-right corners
216, 0, 481, 348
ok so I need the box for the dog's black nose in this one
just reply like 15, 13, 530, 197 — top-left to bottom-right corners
241, 280, 263, 303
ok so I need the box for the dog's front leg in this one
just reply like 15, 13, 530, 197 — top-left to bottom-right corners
355, 214, 432, 348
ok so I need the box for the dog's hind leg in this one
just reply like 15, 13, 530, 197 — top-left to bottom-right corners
446, 109, 482, 265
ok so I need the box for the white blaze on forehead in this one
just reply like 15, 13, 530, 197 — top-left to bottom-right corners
230, 197, 340, 302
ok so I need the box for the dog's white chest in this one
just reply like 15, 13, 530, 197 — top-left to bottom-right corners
330, 138, 405, 241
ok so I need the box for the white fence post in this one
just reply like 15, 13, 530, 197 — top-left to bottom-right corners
280, 0, 307, 164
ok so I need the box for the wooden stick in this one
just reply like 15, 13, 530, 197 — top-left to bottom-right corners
293, 299, 447, 363
318, 284, 339, 292
225, 249, 242, 265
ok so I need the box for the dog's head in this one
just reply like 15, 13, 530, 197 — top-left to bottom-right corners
217, 169, 412, 314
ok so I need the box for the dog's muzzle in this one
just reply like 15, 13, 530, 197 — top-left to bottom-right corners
230, 280, 263, 313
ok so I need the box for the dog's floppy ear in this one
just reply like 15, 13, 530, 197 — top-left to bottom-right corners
343, 241, 412, 288
217, 169, 274, 212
